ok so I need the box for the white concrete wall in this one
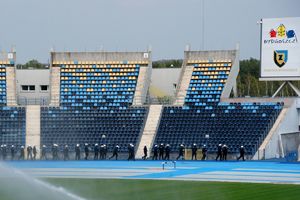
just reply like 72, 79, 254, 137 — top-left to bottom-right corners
150, 68, 180, 97
254, 99, 299, 159
221, 48, 239, 98
16, 69, 50, 104
51, 51, 151, 63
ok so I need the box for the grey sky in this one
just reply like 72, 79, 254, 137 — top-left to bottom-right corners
0, 0, 299, 63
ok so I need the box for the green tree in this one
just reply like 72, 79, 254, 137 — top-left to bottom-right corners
17, 59, 46, 69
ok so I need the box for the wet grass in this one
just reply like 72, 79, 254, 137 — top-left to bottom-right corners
45, 178, 300, 200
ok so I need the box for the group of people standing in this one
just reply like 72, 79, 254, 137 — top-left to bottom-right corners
0, 144, 38, 160
149, 143, 208, 161
215, 144, 245, 161
0, 142, 246, 161
40, 143, 118, 161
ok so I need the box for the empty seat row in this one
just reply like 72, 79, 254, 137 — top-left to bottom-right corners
154, 104, 282, 155
41, 107, 148, 152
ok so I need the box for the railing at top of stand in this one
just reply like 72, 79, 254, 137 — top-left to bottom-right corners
4, 94, 181, 107
17, 97, 50, 106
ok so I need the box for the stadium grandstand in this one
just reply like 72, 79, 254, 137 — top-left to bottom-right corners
0, 47, 298, 161
0, 52, 26, 149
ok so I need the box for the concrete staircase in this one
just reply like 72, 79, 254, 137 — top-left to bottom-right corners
174, 66, 193, 106
133, 67, 148, 105
5, 67, 17, 106
49, 67, 60, 106
136, 105, 163, 158
26, 105, 41, 158
253, 108, 288, 160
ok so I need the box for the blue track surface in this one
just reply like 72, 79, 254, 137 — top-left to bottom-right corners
4, 160, 300, 184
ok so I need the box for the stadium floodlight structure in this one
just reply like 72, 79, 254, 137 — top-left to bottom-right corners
259, 17, 300, 97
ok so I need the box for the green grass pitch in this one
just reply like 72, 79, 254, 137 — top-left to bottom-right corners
44, 178, 300, 200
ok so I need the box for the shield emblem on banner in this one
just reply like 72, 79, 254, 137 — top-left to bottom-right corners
273, 50, 288, 67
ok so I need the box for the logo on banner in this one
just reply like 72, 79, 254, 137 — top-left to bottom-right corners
273, 50, 288, 67
264, 24, 297, 44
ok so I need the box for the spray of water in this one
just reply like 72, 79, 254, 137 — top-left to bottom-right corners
0, 162, 87, 200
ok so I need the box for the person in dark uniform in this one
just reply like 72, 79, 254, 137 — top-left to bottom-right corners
100, 144, 104, 160
164, 144, 171, 160
109, 144, 119, 160
11, 145, 16, 160
152, 144, 158, 160
103, 144, 107, 159
27, 145, 33, 160
201, 144, 207, 160
63, 145, 69, 161
131, 144, 135, 161
0, 145, 2, 160
159, 143, 165, 160
94, 144, 99, 160
2, 144, 7, 160
142, 145, 148, 160
176, 144, 185, 160
52, 144, 59, 160
127, 144, 131, 160
237, 146, 245, 161
41, 145, 47, 160
84, 143, 89, 160
55, 144, 59, 160
128, 143, 135, 161
19, 146, 25, 160
191, 143, 198, 160
51, 144, 55, 160
33, 146, 37, 160
215, 144, 222, 161
222, 144, 228, 161
75, 144, 80, 160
